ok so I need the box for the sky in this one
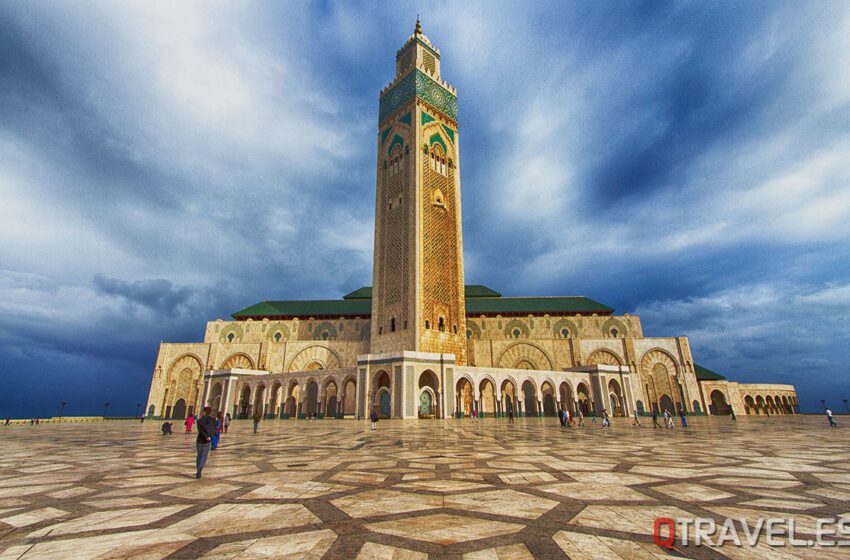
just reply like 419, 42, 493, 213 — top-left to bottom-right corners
1, 1, 849, 417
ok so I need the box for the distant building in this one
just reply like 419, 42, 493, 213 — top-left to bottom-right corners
146, 20, 797, 421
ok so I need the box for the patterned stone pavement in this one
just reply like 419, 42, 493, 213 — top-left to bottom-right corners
0, 415, 848, 559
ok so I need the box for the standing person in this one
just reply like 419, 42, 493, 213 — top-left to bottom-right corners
211, 412, 223, 450
140, 414, 145, 423
576, 408, 585, 427
370, 409, 378, 431
558, 407, 566, 428
652, 409, 660, 429
826, 408, 838, 427
507, 401, 514, 424
591, 410, 597, 424
184, 413, 195, 434
472, 407, 478, 422
224, 413, 232, 433
633, 408, 641, 426
679, 409, 688, 428
253, 410, 262, 434
730, 409, 737, 421
601, 408, 610, 428
195, 406, 216, 479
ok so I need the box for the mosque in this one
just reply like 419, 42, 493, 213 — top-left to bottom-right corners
145, 21, 798, 422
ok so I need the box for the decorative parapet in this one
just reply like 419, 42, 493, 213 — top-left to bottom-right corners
379, 69, 457, 124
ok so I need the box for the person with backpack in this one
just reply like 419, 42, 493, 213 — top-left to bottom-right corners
195, 407, 217, 479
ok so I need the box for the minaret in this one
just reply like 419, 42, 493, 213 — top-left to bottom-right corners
370, 19, 466, 364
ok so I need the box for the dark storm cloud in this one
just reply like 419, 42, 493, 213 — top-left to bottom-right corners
1, 1, 849, 417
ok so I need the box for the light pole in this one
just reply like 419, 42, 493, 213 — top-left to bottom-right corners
821, 400, 826, 411
135, 403, 141, 417
59, 401, 67, 419
843, 399, 849, 414
103, 402, 110, 417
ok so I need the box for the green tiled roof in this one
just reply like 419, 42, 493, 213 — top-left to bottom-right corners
695, 364, 726, 381
464, 285, 502, 298
232, 299, 371, 319
234, 285, 614, 319
342, 287, 373, 300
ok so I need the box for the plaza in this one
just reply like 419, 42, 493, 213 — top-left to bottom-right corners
0, 416, 848, 559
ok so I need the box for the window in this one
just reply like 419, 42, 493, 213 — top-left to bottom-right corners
390, 318, 396, 332
610, 328, 619, 337
403, 320, 407, 330
388, 146, 403, 177
561, 328, 570, 338
227, 333, 235, 342
512, 328, 521, 339
274, 332, 282, 342
379, 326, 383, 335
438, 317, 445, 332
321, 331, 329, 340
429, 145, 447, 176
432, 188, 446, 208
453, 325, 458, 334
425, 320, 430, 330
466, 329, 472, 339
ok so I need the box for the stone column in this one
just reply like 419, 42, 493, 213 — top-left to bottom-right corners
200, 374, 211, 407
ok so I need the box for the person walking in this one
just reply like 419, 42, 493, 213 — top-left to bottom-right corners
576, 409, 585, 427
224, 413, 232, 433
558, 407, 566, 428
253, 410, 262, 434
730, 409, 737, 421
826, 408, 838, 427
184, 413, 195, 434
195, 406, 216, 479
211, 412, 223, 450
663, 409, 675, 429
591, 411, 597, 424
601, 408, 611, 428
679, 409, 688, 428
633, 408, 641, 426
472, 407, 478, 422
652, 409, 660, 429
370, 409, 379, 431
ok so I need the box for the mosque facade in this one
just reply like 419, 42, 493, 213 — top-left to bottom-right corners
145, 22, 798, 422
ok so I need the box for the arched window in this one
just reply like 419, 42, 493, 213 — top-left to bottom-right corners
425, 320, 430, 330
438, 317, 446, 332
560, 328, 570, 338
274, 332, 282, 342
512, 328, 521, 339
227, 333, 235, 342
430, 144, 448, 176
432, 188, 446, 207
388, 145, 403, 177
390, 317, 396, 333
610, 328, 619, 337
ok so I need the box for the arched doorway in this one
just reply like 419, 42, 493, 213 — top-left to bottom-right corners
576, 382, 591, 416
541, 381, 556, 417
342, 378, 356, 417
253, 385, 266, 417
147, 404, 156, 417
238, 386, 251, 417
373, 370, 391, 418
559, 381, 574, 412
325, 381, 338, 419
755, 395, 766, 415
692, 400, 701, 414
781, 396, 790, 414
306, 381, 319, 418
456, 377, 473, 418
522, 380, 537, 417
501, 379, 517, 418
419, 370, 439, 418
607, 379, 624, 416
744, 395, 755, 415
208, 382, 223, 414
286, 383, 300, 418
659, 394, 675, 415
479, 379, 496, 418
171, 399, 187, 419
636, 400, 645, 414
269, 383, 282, 417
710, 390, 731, 415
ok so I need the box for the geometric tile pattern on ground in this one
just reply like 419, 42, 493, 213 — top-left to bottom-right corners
0, 416, 848, 558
